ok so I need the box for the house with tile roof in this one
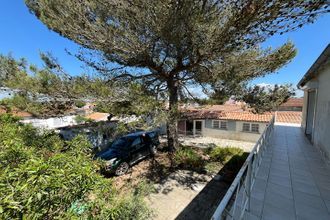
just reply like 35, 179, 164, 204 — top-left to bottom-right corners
278, 97, 303, 111
298, 43, 330, 160
177, 104, 274, 142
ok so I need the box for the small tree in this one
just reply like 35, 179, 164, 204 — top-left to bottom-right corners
25, 0, 329, 150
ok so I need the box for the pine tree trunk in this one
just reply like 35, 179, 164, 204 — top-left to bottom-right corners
166, 77, 179, 152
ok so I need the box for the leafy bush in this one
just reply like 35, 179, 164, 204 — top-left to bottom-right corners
74, 100, 86, 108
174, 146, 205, 170
0, 114, 152, 219
74, 115, 94, 124
209, 147, 244, 164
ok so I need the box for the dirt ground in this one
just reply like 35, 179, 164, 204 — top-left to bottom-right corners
112, 151, 234, 220
146, 170, 213, 220
113, 152, 173, 190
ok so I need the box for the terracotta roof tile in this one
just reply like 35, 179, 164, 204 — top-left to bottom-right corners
13, 111, 33, 118
219, 111, 274, 122
0, 106, 33, 118
280, 98, 303, 107
276, 111, 302, 124
85, 112, 109, 121
182, 107, 273, 123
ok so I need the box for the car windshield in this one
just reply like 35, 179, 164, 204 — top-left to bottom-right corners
110, 137, 131, 149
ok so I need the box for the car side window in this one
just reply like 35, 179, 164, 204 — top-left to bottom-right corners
131, 137, 142, 147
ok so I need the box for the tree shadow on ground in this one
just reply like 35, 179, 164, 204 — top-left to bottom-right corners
143, 153, 211, 195
175, 153, 249, 220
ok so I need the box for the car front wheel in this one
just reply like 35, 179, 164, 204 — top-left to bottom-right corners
115, 162, 129, 176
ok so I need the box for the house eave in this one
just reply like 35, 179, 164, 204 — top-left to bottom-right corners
297, 44, 330, 89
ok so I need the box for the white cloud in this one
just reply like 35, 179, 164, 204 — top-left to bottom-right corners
256, 83, 275, 89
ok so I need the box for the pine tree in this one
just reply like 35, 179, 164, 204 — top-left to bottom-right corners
25, 0, 329, 150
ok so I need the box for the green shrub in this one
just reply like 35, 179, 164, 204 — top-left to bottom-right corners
209, 147, 244, 164
0, 114, 152, 219
174, 147, 205, 170
74, 100, 86, 108
74, 115, 94, 124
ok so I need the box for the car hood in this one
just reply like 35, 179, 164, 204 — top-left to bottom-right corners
95, 148, 122, 160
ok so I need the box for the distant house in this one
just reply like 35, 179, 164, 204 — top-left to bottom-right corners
278, 98, 303, 111
298, 44, 330, 159
178, 105, 273, 142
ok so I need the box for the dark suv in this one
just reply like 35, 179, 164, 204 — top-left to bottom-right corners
95, 131, 160, 175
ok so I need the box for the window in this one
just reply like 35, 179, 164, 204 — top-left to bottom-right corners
242, 123, 260, 133
131, 137, 142, 146
220, 121, 228, 129
242, 123, 250, 132
212, 120, 227, 130
212, 120, 220, 129
251, 124, 259, 133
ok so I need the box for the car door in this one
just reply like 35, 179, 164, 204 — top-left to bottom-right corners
140, 134, 152, 156
129, 137, 146, 164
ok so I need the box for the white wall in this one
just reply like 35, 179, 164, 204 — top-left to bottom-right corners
21, 115, 77, 129
311, 62, 330, 159
202, 120, 267, 142
301, 90, 309, 130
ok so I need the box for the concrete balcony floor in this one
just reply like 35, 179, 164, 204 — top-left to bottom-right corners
246, 123, 330, 220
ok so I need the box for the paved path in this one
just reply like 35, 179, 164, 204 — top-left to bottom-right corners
246, 124, 330, 220
146, 170, 230, 220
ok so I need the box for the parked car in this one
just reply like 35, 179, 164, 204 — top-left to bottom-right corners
95, 130, 160, 175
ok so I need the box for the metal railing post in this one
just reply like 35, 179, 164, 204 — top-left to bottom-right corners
211, 116, 275, 220
246, 158, 252, 212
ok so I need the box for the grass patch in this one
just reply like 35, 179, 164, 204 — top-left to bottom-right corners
173, 146, 205, 171
204, 161, 222, 174
208, 147, 244, 164
173, 145, 246, 175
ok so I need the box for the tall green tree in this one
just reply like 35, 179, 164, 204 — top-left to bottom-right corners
25, 0, 329, 150
1, 53, 163, 121
201, 43, 297, 106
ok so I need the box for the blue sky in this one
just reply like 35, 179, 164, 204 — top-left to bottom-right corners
0, 1, 329, 96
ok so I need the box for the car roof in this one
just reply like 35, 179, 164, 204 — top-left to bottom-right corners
124, 130, 157, 138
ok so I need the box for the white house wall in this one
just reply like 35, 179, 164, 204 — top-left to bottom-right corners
202, 119, 267, 142
21, 115, 77, 130
301, 90, 309, 130
312, 62, 330, 159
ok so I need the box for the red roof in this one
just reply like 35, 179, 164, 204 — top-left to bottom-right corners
280, 98, 303, 107
181, 105, 273, 123
85, 112, 109, 121
276, 111, 302, 124
0, 107, 33, 118
219, 111, 274, 122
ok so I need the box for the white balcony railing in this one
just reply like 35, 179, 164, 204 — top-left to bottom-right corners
211, 116, 275, 220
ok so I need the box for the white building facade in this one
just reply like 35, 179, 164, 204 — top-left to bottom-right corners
298, 44, 330, 160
